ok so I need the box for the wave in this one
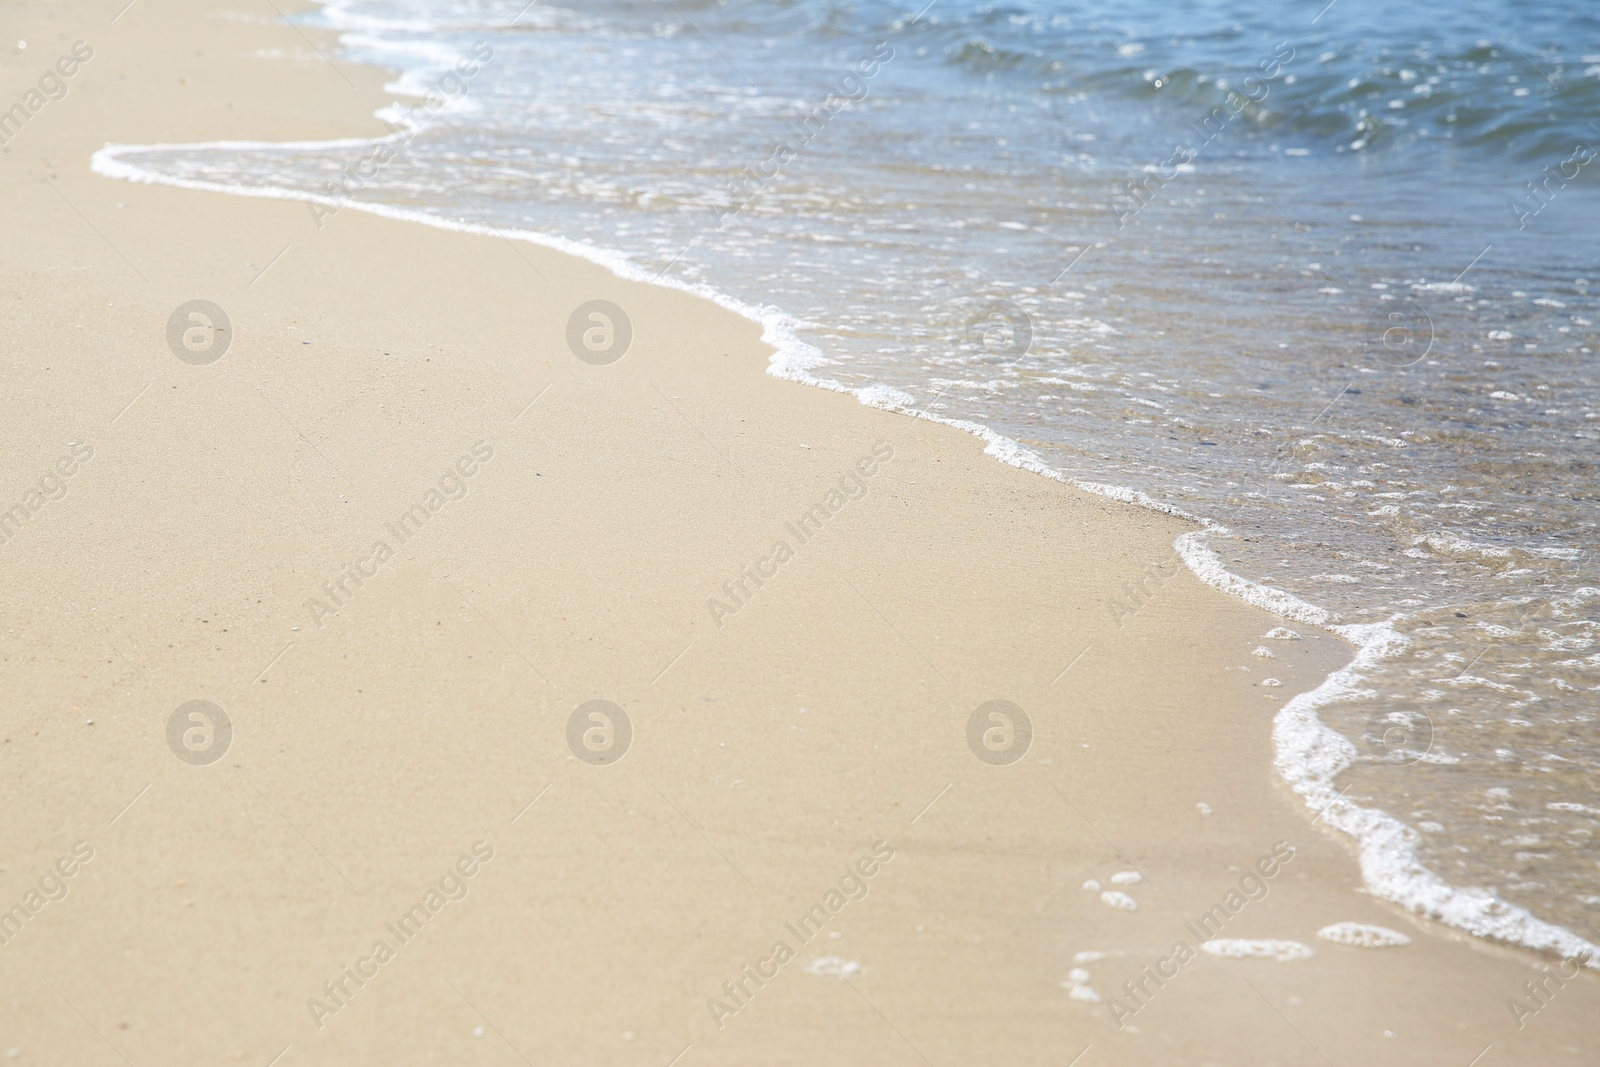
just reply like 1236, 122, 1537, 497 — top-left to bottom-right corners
88, 0, 1600, 971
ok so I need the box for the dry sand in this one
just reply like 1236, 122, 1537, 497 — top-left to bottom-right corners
0, 0, 1595, 1064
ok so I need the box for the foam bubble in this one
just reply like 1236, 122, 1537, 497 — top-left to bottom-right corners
1549, 802, 1600, 816
1100, 890, 1138, 911
802, 956, 861, 979
857, 383, 917, 409
1317, 922, 1411, 948
1200, 939, 1314, 961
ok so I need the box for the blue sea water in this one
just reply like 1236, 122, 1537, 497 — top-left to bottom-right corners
100, 0, 1600, 958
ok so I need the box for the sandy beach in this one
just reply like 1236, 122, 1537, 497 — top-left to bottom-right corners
1, 0, 1596, 1063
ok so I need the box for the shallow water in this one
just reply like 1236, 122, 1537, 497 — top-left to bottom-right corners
116, 0, 1599, 953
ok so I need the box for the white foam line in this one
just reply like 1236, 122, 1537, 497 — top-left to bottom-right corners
1175, 530, 1333, 625
1276, 621, 1599, 966
92, 138, 837, 384
88, 10, 1600, 972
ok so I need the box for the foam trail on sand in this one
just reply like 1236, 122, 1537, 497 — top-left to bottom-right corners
1200, 939, 1314, 962
1317, 922, 1411, 948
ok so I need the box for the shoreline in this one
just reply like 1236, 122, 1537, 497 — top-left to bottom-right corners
87, 7, 1600, 973
3, 0, 1597, 1063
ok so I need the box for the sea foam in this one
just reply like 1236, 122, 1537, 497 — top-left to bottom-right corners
1200, 939, 1315, 962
